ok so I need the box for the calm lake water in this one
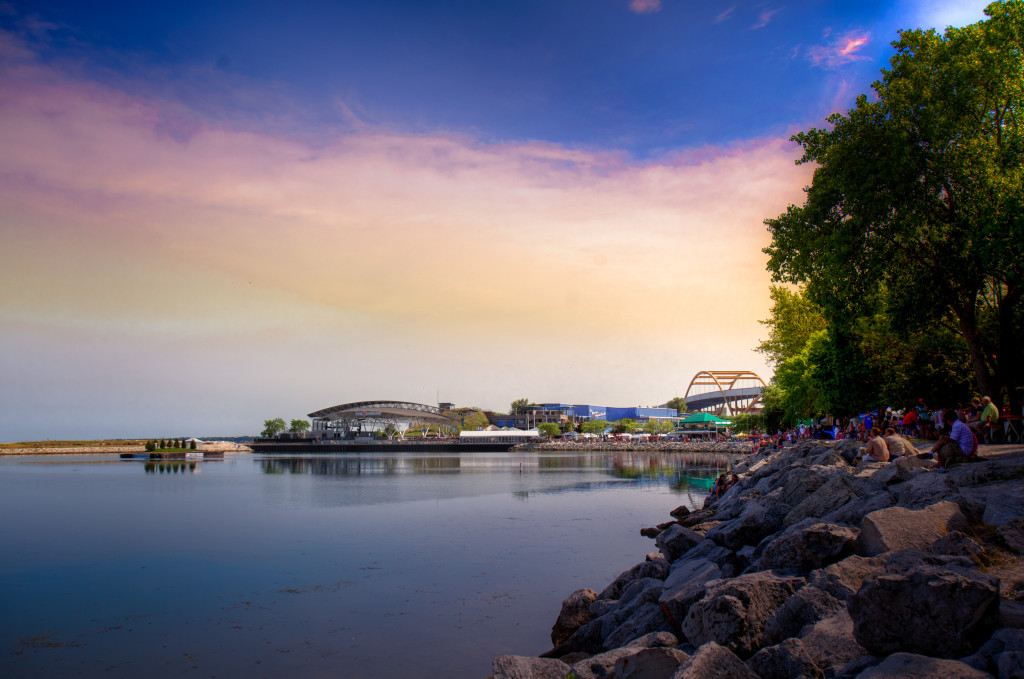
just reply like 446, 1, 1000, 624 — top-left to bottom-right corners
0, 450, 733, 679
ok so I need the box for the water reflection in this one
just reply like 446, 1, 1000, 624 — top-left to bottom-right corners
143, 461, 199, 474
257, 451, 739, 492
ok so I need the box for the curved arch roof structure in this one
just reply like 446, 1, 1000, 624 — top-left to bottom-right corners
308, 400, 456, 425
684, 371, 766, 415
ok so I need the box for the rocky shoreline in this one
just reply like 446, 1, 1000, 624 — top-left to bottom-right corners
491, 439, 1024, 678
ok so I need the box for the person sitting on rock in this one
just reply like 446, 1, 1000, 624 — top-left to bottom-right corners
883, 427, 908, 457
930, 408, 975, 469
859, 428, 890, 464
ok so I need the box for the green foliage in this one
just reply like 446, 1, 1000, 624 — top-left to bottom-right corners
538, 422, 561, 439
559, 420, 578, 434
262, 418, 287, 438
289, 419, 311, 433
764, 1, 1024, 408
145, 440, 156, 452
665, 396, 688, 414
642, 420, 674, 435
509, 398, 537, 414
189, 439, 197, 450
580, 419, 611, 435
756, 285, 827, 367
159, 439, 166, 449
613, 418, 639, 434
728, 413, 764, 433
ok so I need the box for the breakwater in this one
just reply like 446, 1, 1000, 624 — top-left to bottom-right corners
492, 439, 1024, 678
513, 440, 755, 454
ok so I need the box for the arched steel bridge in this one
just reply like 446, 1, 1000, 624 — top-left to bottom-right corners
683, 371, 766, 416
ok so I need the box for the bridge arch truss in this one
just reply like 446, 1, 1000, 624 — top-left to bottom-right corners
683, 370, 767, 417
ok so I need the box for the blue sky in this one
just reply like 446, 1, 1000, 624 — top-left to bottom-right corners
0, 0, 994, 440
4, 0, 954, 155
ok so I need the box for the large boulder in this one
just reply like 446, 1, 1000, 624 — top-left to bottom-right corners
603, 602, 672, 650
755, 522, 860, 573
762, 585, 846, 645
807, 555, 885, 601
848, 562, 1000, 658
854, 652, 993, 678
784, 475, 865, 526
613, 647, 690, 679
706, 499, 788, 551
672, 641, 760, 679
744, 637, 824, 679
960, 478, 1024, 526
597, 559, 669, 600
551, 588, 597, 646
894, 472, 962, 510
492, 655, 571, 679
858, 501, 968, 556
656, 524, 705, 562
567, 647, 642, 679
797, 610, 870, 674
820, 489, 896, 526
681, 571, 805, 657
659, 558, 723, 628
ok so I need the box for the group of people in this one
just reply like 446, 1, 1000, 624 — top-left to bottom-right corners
708, 472, 739, 501
860, 405, 991, 470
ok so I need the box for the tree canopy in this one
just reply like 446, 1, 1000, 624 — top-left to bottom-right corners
765, 0, 1024, 409
509, 398, 537, 414
289, 419, 310, 433
262, 418, 287, 438
665, 396, 689, 415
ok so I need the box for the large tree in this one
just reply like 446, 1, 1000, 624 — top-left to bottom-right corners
262, 418, 287, 438
765, 0, 1024, 408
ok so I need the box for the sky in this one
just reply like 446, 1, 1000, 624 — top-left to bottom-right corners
0, 0, 994, 441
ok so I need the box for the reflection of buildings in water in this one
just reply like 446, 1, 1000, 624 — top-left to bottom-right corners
259, 456, 463, 476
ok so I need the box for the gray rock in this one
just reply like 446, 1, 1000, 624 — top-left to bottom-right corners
998, 518, 1024, 555
601, 579, 664, 641
614, 647, 690, 678
568, 647, 641, 679
858, 501, 968, 556
492, 655, 572, 679
589, 599, 618, 618
547, 616, 606, 657
962, 628, 1024, 674
745, 637, 824, 679
672, 641, 760, 679
895, 472, 962, 510
670, 505, 691, 520
807, 555, 886, 601
681, 571, 806, 657
849, 563, 1000, 658
756, 522, 860, 573
960, 479, 1024, 526
598, 559, 669, 600
811, 450, 848, 467
820, 489, 896, 527
603, 601, 672, 650
854, 652, 993, 678
998, 651, 1024, 679
706, 499, 787, 551
551, 588, 597, 646
660, 558, 723, 629
1001, 600, 1024, 629
930, 530, 984, 560
881, 549, 974, 573
763, 585, 845, 645
620, 577, 664, 608
657, 524, 706, 562
784, 475, 864, 526
869, 460, 917, 486
797, 610, 870, 674
625, 630, 679, 648
679, 539, 740, 577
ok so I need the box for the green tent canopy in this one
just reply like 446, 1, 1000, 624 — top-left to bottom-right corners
680, 411, 732, 426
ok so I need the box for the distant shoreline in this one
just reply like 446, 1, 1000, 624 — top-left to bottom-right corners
0, 442, 252, 456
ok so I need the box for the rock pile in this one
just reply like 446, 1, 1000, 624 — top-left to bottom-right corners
491, 440, 1024, 679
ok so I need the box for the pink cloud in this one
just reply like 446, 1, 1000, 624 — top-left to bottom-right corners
807, 31, 871, 69
629, 0, 661, 14
751, 7, 780, 29
715, 6, 735, 23
0, 52, 812, 420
